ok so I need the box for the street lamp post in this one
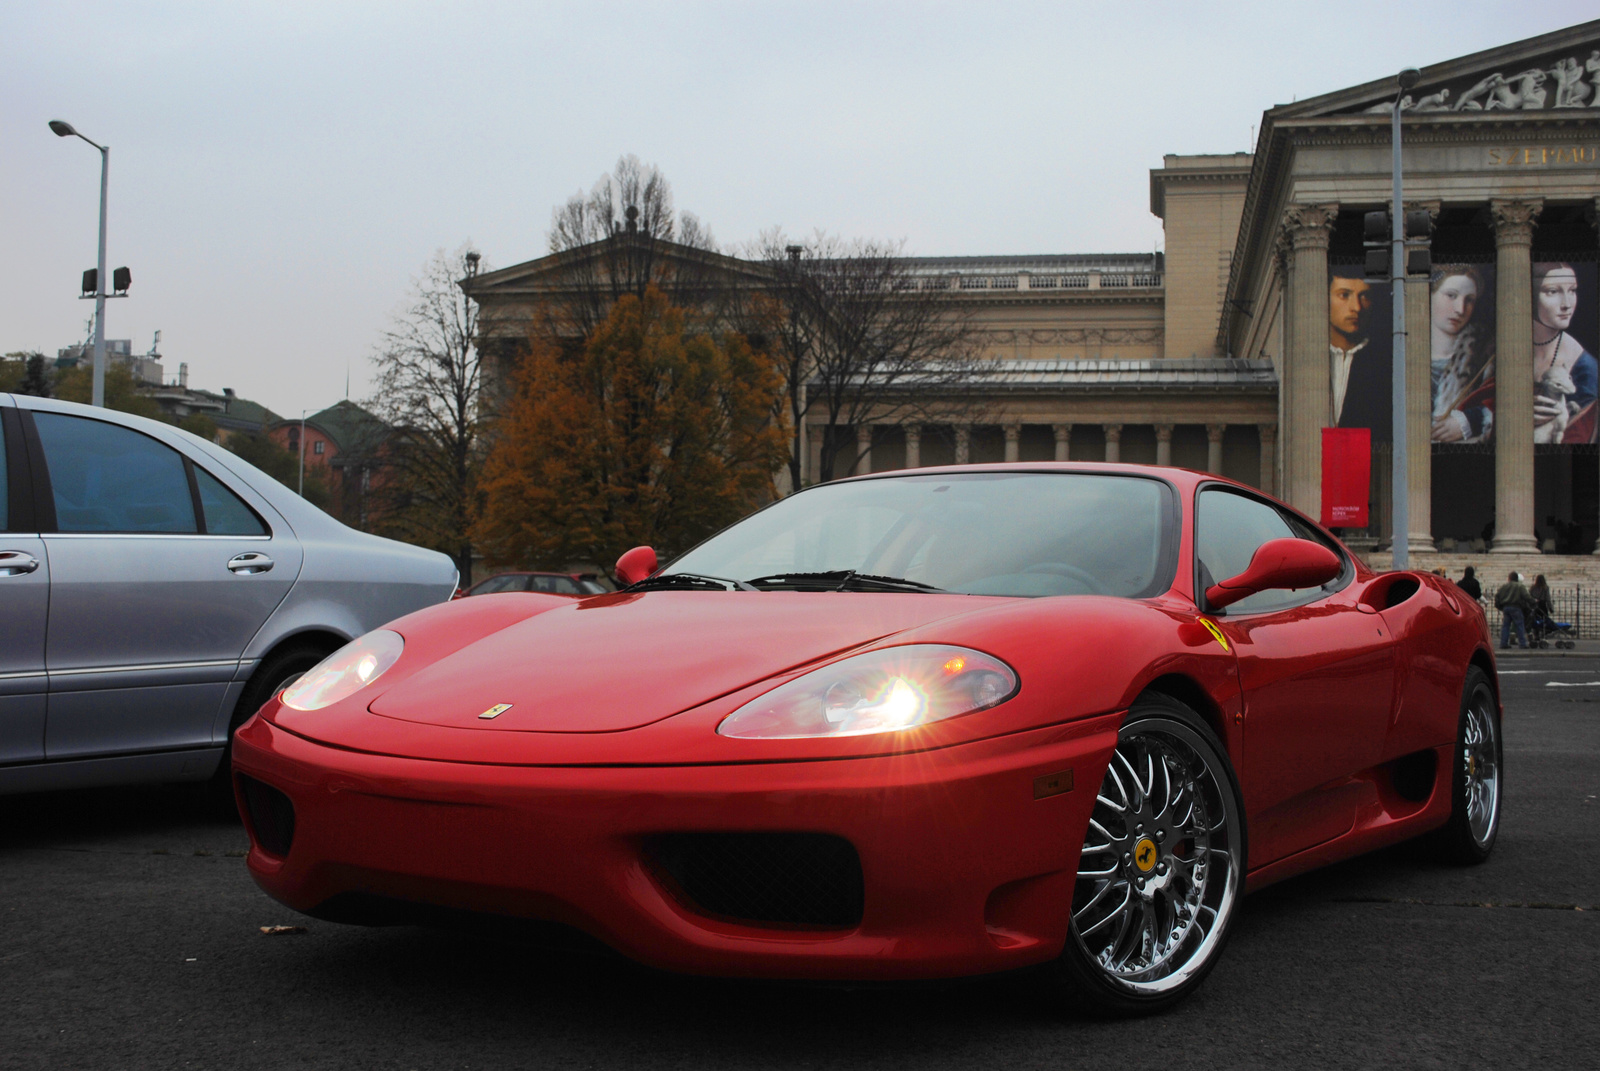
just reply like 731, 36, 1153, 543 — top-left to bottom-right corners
1389, 69, 1421, 571
49, 120, 111, 408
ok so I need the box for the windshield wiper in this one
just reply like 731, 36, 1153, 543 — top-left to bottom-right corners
745, 570, 944, 594
626, 572, 758, 592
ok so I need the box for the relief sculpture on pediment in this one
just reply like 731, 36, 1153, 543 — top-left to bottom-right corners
1355, 45, 1600, 114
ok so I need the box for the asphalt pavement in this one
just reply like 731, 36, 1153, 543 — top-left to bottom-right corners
2, 657, 1596, 1071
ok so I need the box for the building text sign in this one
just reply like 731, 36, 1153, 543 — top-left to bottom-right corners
1488, 145, 1598, 166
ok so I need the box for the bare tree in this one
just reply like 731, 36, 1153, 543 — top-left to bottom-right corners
368, 244, 486, 580
543, 155, 722, 337
742, 231, 985, 488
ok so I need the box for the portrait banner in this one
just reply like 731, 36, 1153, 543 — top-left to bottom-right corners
1429, 261, 1497, 445
1531, 260, 1598, 446
1321, 427, 1371, 528
1328, 260, 1393, 443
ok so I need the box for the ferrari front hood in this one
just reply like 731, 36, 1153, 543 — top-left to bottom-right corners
367, 590, 1003, 733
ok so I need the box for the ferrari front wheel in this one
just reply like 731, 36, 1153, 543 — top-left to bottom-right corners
1428, 666, 1502, 865
1051, 694, 1245, 1016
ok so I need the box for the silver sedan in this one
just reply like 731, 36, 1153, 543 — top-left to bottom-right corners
0, 393, 458, 795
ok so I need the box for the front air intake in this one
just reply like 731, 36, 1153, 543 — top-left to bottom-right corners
646, 832, 864, 929
237, 774, 296, 858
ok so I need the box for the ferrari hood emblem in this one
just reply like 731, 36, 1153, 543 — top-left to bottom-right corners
478, 703, 513, 720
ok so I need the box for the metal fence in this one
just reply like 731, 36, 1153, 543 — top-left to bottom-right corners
1473, 587, 1588, 639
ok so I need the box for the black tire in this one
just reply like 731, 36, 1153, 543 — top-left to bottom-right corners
1047, 692, 1246, 1017
1427, 666, 1502, 865
208, 640, 337, 812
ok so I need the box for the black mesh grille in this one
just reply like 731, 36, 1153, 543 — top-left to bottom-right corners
237, 774, 296, 858
646, 832, 864, 928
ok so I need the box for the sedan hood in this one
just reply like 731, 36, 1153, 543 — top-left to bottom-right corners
368, 591, 1003, 733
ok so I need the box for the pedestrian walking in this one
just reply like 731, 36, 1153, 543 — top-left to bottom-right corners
1458, 565, 1482, 601
1494, 571, 1532, 650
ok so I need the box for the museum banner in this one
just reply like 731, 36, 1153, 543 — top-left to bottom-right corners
1429, 261, 1497, 445
1321, 426, 1371, 528
1531, 260, 1598, 445
1328, 259, 1392, 443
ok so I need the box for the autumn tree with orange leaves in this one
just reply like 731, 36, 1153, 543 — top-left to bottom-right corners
476, 286, 788, 570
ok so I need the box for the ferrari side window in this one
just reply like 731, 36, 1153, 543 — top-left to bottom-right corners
1196, 489, 1310, 615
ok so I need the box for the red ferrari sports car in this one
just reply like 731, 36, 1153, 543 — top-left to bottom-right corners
233, 464, 1501, 1015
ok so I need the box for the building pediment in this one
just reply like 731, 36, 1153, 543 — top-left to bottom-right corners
462, 235, 776, 298
1276, 19, 1600, 120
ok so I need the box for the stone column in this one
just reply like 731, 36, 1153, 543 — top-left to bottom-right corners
1491, 198, 1543, 553
1405, 201, 1440, 553
1281, 204, 1339, 516
1004, 423, 1021, 463
1104, 423, 1123, 463
1258, 424, 1277, 494
1206, 424, 1226, 474
1155, 424, 1174, 466
1053, 423, 1071, 462
855, 424, 874, 476
954, 425, 971, 465
904, 424, 921, 468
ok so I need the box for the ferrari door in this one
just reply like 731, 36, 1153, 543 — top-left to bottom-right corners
0, 405, 47, 764
1195, 487, 1396, 867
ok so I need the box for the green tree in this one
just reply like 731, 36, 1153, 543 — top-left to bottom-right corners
2, 351, 50, 396
476, 286, 788, 570
54, 363, 165, 421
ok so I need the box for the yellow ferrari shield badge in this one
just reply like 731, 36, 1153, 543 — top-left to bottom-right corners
1134, 837, 1158, 873
1198, 618, 1230, 652
478, 703, 513, 720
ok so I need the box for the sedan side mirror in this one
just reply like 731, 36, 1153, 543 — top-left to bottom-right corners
1206, 537, 1341, 611
614, 546, 658, 587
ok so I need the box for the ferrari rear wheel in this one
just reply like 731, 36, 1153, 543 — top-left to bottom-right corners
1428, 667, 1502, 865
1051, 694, 1244, 1016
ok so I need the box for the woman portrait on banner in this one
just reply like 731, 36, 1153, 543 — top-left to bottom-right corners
1431, 265, 1496, 443
1532, 262, 1598, 445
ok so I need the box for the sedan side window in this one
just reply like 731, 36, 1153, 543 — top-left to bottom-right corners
34, 413, 197, 534
194, 467, 267, 536
1196, 489, 1304, 615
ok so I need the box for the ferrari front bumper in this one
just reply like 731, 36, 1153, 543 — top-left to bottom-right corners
232, 710, 1120, 981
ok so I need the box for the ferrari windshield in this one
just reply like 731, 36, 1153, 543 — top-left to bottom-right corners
668, 472, 1174, 598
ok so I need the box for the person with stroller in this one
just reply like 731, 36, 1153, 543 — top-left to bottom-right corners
1494, 571, 1533, 650
1457, 565, 1482, 601
1530, 574, 1554, 620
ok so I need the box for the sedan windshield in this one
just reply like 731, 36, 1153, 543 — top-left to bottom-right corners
669, 472, 1174, 598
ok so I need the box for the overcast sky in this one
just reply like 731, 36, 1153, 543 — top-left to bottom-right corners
3, 1, 1593, 418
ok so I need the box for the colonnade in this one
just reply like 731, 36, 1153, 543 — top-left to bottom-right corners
1278, 196, 1599, 554
812, 420, 1277, 492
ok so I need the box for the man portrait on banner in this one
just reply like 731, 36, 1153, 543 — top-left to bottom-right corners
1330, 273, 1392, 441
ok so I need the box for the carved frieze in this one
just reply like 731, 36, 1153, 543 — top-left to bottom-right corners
1358, 47, 1600, 114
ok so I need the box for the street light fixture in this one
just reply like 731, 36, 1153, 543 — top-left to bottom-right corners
49, 118, 112, 408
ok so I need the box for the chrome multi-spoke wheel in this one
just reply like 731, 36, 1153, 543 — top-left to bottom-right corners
1462, 687, 1500, 846
1431, 667, 1502, 864
1057, 698, 1243, 1013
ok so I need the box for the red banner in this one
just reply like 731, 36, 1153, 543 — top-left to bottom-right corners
1321, 427, 1371, 528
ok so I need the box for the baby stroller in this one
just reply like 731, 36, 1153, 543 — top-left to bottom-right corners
1528, 603, 1578, 649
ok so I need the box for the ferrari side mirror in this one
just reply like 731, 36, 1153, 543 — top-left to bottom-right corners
615, 546, 658, 587
1206, 538, 1341, 610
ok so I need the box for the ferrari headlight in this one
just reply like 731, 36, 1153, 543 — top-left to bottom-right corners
280, 630, 404, 712
717, 644, 1018, 740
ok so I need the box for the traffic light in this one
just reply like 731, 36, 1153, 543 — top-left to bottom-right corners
1363, 209, 1433, 280
112, 266, 131, 294
1403, 210, 1432, 276
81, 268, 97, 296
1363, 211, 1390, 280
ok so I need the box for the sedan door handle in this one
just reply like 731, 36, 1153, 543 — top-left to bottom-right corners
0, 551, 41, 577
227, 552, 274, 575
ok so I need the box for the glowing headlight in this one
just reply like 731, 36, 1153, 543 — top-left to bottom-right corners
280, 630, 404, 712
717, 644, 1018, 740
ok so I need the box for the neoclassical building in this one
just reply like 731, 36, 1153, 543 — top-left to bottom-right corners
464, 19, 1600, 560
